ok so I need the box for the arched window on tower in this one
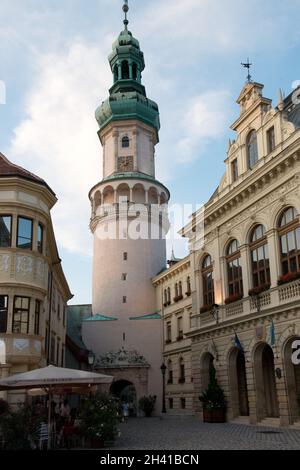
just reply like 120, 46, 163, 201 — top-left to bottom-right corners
278, 207, 300, 277
132, 62, 138, 81
247, 130, 259, 169
226, 240, 243, 301
250, 225, 270, 291
122, 136, 130, 148
113, 65, 118, 83
121, 60, 129, 80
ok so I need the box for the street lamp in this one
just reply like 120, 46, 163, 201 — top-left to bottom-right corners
88, 351, 96, 371
160, 363, 167, 414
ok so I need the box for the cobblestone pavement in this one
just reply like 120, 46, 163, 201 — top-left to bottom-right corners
113, 417, 300, 450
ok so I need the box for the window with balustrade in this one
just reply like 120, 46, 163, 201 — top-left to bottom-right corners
226, 240, 243, 302
249, 225, 270, 293
278, 207, 300, 283
202, 255, 215, 309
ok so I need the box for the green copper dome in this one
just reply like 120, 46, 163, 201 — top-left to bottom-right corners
95, 9, 160, 139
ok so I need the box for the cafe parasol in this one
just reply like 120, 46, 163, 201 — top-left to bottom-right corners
0, 365, 114, 449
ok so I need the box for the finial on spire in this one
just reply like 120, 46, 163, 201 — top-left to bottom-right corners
278, 88, 284, 111
241, 58, 253, 83
123, 0, 129, 30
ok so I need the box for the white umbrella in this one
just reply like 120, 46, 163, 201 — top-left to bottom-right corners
0, 365, 113, 449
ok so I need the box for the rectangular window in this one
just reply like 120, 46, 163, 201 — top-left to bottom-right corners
177, 317, 183, 340
166, 322, 172, 343
168, 398, 173, 410
0, 215, 12, 248
13, 296, 30, 334
123, 252, 128, 261
61, 345, 65, 367
63, 306, 66, 328
34, 300, 41, 335
57, 301, 61, 320
123, 296, 127, 304
181, 398, 186, 410
17, 217, 33, 250
122, 273, 127, 281
37, 223, 44, 254
267, 126, 275, 153
0, 295, 8, 333
56, 341, 60, 366
50, 334, 55, 364
231, 159, 238, 183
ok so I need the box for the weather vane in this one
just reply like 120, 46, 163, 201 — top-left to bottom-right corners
241, 58, 253, 83
123, 0, 129, 30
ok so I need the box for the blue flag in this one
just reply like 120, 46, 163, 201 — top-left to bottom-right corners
234, 334, 244, 354
270, 319, 276, 347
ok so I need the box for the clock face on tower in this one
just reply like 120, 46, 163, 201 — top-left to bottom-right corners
118, 156, 133, 172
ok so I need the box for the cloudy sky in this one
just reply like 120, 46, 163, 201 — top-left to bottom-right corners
1, 0, 300, 304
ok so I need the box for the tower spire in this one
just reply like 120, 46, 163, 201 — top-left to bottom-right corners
123, 0, 129, 30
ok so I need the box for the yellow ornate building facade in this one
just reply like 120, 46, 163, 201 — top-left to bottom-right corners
0, 152, 72, 405
156, 81, 300, 426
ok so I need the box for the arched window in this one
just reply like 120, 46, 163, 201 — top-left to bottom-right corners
247, 130, 258, 169
250, 225, 270, 289
167, 287, 171, 304
186, 276, 191, 295
175, 283, 178, 299
179, 358, 185, 383
122, 136, 130, 148
167, 360, 173, 384
178, 281, 183, 298
278, 207, 300, 275
121, 60, 129, 80
113, 65, 118, 83
132, 62, 137, 81
202, 255, 214, 307
164, 289, 168, 305
226, 240, 243, 299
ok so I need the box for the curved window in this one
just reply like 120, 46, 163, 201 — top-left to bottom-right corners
175, 283, 178, 298
121, 61, 129, 80
113, 65, 118, 83
167, 287, 171, 304
132, 62, 138, 81
164, 289, 168, 305
278, 207, 300, 275
122, 136, 130, 148
247, 130, 258, 169
250, 225, 270, 288
178, 281, 183, 297
186, 276, 191, 295
179, 358, 185, 383
226, 240, 243, 298
202, 255, 214, 307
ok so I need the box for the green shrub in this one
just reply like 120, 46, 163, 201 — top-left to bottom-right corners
199, 366, 227, 411
79, 393, 119, 443
0, 403, 43, 450
139, 395, 156, 417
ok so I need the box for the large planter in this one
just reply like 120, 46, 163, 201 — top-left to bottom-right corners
203, 408, 226, 423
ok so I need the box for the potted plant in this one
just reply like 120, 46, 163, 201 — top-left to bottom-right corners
225, 293, 243, 305
139, 395, 156, 417
248, 283, 271, 296
79, 393, 119, 448
200, 304, 213, 314
199, 366, 227, 423
278, 271, 300, 286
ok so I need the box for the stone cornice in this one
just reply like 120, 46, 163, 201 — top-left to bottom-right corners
152, 257, 191, 285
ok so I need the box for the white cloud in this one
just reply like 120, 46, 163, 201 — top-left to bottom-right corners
9, 38, 112, 255
175, 90, 232, 163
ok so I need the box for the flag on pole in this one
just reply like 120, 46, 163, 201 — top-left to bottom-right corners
234, 333, 244, 354
270, 319, 276, 347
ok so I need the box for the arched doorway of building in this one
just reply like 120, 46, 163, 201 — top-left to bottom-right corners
110, 380, 137, 417
228, 348, 249, 418
200, 352, 214, 392
284, 336, 300, 424
254, 343, 279, 420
